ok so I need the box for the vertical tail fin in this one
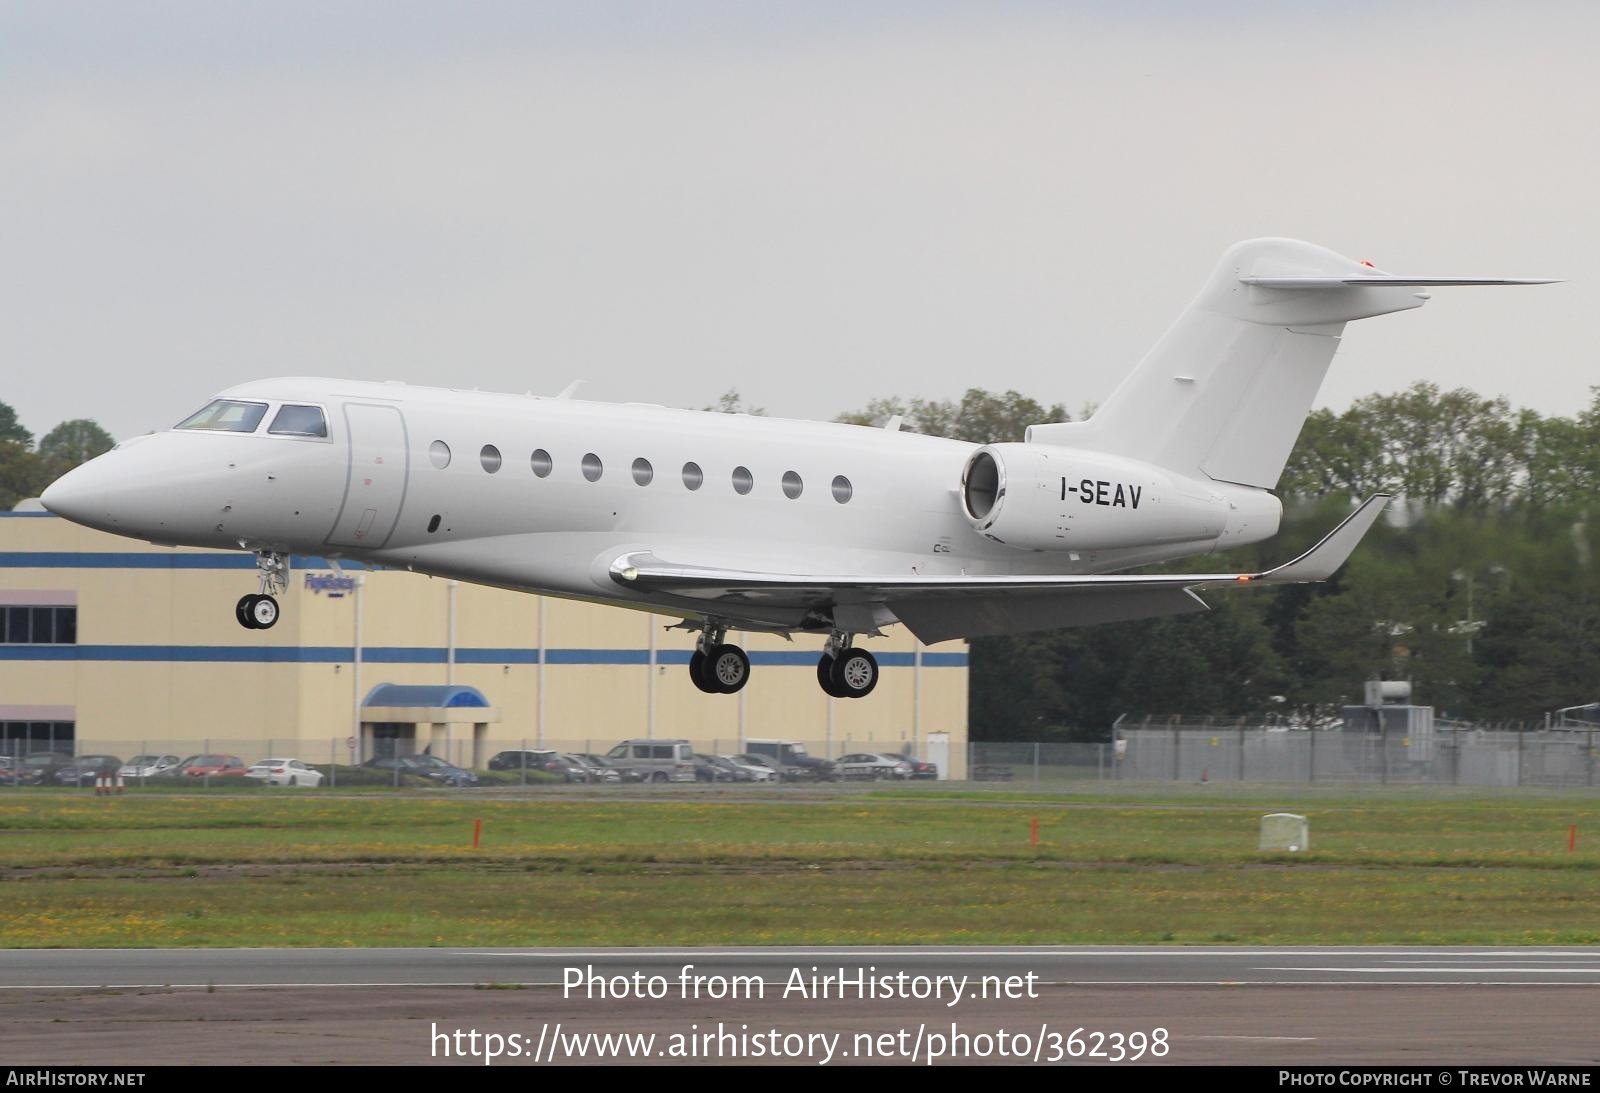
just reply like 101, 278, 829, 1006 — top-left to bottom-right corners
1027, 238, 1551, 490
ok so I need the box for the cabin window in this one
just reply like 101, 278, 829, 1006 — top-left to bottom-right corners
267, 404, 328, 438
427, 515, 441, 533
582, 453, 604, 482
631, 458, 654, 486
831, 475, 853, 504
731, 466, 753, 495
530, 449, 553, 477
681, 462, 703, 490
175, 399, 268, 433
480, 445, 502, 473
782, 471, 803, 499
429, 441, 452, 469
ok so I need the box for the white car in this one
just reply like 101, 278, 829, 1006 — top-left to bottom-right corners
721, 755, 778, 783
246, 757, 325, 787
835, 753, 914, 781
119, 754, 181, 779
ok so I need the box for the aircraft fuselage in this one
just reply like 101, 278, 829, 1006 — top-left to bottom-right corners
42, 377, 1277, 636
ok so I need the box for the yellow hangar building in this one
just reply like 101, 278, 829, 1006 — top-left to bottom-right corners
0, 509, 968, 775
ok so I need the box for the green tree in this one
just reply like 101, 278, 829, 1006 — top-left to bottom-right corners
0, 400, 32, 448
38, 419, 114, 478
703, 389, 765, 415
0, 443, 46, 511
837, 388, 1068, 444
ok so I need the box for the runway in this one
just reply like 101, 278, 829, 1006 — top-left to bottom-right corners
3, 947, 1598, 1066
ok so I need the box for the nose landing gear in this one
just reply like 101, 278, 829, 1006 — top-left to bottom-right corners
236, 550, 289, 630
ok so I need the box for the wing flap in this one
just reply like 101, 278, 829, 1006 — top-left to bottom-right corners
1241, 276, 1558, 288
609, 494, 1390, 639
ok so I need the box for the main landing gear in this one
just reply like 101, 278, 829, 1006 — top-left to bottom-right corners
235, 550, 288, 631
817, 631, 878, 700
688, 622, 751, 694
681, 625, 879, 698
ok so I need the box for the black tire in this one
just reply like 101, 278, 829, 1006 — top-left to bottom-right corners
705, 644, 750, 694
651, 771, 668, 783
817, 654, 846, 698
828, 647, 879, 699
236, 595, 260, 629
689, 650, 720, 694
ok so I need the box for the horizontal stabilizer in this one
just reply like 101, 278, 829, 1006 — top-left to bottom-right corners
1241, 276, 1558, 288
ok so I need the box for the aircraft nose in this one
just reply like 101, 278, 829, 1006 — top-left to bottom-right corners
40, 459, 116, 527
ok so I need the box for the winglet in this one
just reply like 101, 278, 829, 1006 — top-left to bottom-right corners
1250, 494, 1391, 584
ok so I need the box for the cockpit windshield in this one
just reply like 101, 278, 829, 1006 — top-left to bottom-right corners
174, 400, 269, 433
267, 404, 328, 438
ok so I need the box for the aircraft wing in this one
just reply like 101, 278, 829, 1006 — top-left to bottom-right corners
611, 495, 1390, 644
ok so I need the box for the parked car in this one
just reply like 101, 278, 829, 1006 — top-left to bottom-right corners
19, 753, 76, 785
175, 754, 249, 778
119, 754, 181, 779
693, 754, 748, 782
742, 739, 837, 781
55, 755, 124, 787
604, 739, 697, 783
245, 758, 325, 788
890, 752, 939, 780
488, 749, 560, 772
564, 754, 621, 783
834, 752, 913, 781
363, 755, 481, 787
726, 754, 782, 783
544, 754, 592, 783
577, 753, 640, 783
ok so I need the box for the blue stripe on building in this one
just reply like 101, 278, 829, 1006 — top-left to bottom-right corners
0, 552, 367, 570
0, 644, 967, 666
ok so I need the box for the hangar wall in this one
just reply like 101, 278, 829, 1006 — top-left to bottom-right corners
0, 513, 969, 773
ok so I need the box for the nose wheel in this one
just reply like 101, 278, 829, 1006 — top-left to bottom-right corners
236, 594, 280, 630
236, 549, 289, 630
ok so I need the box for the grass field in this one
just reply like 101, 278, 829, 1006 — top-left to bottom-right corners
1, 785, 1597, 947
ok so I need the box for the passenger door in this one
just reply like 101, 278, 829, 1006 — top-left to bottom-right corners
327, 403, 409, 550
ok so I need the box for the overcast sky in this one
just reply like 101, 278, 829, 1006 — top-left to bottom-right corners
2, 1, 1592, 442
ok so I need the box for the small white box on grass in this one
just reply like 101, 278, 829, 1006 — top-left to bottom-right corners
1260, 813, 1309, 852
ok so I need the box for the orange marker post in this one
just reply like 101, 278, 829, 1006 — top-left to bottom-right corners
1030, 817, 1038, 847
1570, 824, 1577, 853
473, 818, 483, 850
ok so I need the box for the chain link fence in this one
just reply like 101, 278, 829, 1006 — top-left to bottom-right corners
3, 725, 1595, 789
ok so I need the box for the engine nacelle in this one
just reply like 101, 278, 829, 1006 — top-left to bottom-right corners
960, 443, 1242, 552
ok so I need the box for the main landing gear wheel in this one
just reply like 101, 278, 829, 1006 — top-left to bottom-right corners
704, 643, 750, 694
688, 650, 719, 694
818, 655, 846, 698
825, 647, 879, 699
236, 593, 280, 630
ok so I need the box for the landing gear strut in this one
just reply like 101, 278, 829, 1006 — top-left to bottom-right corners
688, 622, 750, 694
236, 550, 289, 630
817, 631, 878, 699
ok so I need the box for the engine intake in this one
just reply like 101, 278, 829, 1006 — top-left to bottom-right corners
959, 443, 1234, 552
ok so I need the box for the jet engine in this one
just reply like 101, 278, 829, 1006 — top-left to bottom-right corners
959, 443, 1235, 552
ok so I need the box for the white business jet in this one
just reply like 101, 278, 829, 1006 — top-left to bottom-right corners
40, 239, 1552, 699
